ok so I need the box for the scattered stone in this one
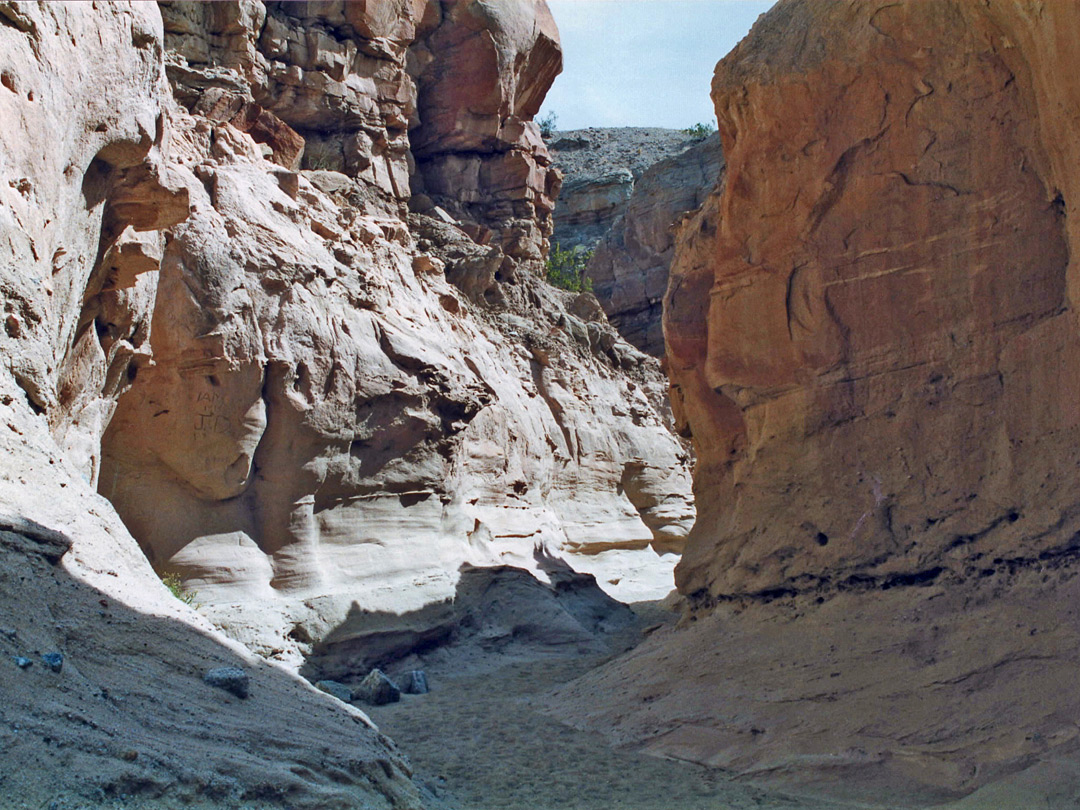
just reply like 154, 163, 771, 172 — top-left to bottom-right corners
14, 656, 31, 669
120, 749, 139, 761
399, 670, 429, 695
353, 669, 400, 705
41, 652, 63, 672
203, 666, 249, 699
315, 679, 353, 703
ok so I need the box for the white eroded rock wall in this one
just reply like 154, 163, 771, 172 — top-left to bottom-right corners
91, 1, 694, 662
0, 3, 423, 805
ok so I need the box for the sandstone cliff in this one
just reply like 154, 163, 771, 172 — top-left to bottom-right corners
0, 3, 421, 806
548, 128, 723, 357
555, 0, 1080, 805
549, 127, 705, 254
98, 0, 692, 665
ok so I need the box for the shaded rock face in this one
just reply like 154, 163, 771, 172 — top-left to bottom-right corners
549, 0, 1080, 803
667, 0, 1078, 603
1, 0, 692, 804
553, 169, 634, 251
305, 557, 637, 684
91, 0, 692, 663
588, 134, 723, 356
549, 127, 706, 255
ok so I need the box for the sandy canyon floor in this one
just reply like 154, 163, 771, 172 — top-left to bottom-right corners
368, 602, 846, 810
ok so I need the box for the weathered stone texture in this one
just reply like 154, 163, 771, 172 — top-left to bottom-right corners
667, 0, 1079, 602
0, 0, 693, 804
89, 1, 692, 664
0, 4, 424, 806
553, 0, 1080, 803
588, 134, 723, 355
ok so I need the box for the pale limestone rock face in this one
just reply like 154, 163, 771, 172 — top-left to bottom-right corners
99, 117, 693, 655
89, 1, 693, 662
0, 4, 422, 806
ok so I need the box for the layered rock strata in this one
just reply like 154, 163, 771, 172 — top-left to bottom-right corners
0, 0, 693, 669
587, 133, 723, 355
0, 3, 420, 806
549, 127, 704, 254
558, 0, 1080, 804
1, 0, 695, 804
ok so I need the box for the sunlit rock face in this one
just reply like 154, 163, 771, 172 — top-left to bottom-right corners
95, 0, 693, 662
0, 5, 423, 806
549, 0, 1080, 802
411, 0, 563, 281
667, 0, 1080, 602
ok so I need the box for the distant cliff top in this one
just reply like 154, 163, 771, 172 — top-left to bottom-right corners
547, 127, 707, 182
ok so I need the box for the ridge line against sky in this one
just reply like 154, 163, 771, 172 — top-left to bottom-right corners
538, 0, 775, 131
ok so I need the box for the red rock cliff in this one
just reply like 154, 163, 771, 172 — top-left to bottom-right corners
667, 0, 1080, 602
548, 3, 1080, 805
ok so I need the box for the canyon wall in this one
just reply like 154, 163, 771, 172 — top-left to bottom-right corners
0, 0, 693, 804
0, 0, 692, 673
548, 129, 723, 357
0, 3, 422, 806
588, 133, 722, 356
666, 0, 1080, 602
98, 0, 691, 663
556, 0, 1080, 805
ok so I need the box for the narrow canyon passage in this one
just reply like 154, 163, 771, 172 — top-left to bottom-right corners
6, 1, 1080, 807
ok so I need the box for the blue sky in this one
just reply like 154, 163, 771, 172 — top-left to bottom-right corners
538, 0, 775, 130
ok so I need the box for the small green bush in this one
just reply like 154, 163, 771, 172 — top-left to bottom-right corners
682, 121, 716, 140
537, 111, 558, 139
162, 571, 197, 606
545, 242, 593, 293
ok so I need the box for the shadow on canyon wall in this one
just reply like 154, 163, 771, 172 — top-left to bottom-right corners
300, 551, 640, 684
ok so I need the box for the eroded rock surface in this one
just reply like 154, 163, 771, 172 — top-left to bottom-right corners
549, 127, 704, 254
557, 0, 1080, 805
587, 133, 723, 355
668, 0, 1076, 607
91, 1, 692, 667
0, 3, 421, 806
0, 0, 695, 805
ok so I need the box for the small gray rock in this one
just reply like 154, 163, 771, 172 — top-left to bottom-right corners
14, 656, 31, 669
41, 652, 63, 672
203, 666, 249, 699
315, 679, 353, 703
353, 668, 400, 705
399, 670, 429, 695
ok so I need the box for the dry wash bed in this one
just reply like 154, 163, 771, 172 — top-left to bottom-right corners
367, 645, 846, 810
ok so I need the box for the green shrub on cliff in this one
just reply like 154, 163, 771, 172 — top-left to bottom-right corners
545, 243, 593, 293
682, 121, 716, 140
537, 111, 558, 138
